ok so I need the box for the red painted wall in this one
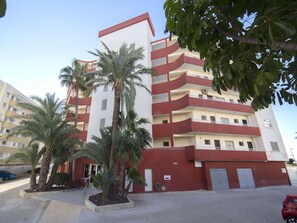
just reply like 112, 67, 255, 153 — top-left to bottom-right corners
203, 161, 290, 190
133, 149, 206, 193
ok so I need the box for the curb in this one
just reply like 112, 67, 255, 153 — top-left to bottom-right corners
85, 196, 134, 212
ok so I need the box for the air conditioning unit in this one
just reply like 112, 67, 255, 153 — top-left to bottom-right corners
201, 89, 208, 95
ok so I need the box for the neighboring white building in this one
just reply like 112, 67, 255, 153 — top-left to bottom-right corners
0, 80, 33, 160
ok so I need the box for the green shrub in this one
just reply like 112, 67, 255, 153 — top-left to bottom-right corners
53, 172, 70, 186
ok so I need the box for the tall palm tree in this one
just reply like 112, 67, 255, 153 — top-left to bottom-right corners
6, 144, 42, 190
116, 109, 151, 196
59, 59, 88, 127
87, 42, 152, 172
10, 93, 78, 191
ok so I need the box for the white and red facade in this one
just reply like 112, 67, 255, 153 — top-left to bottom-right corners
67, 13, 290, 192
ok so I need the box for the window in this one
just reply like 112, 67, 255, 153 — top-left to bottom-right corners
101, 99, 107, 110
163, 141, 170, 146
2, 141, 6, 145
162, 120, 168, 124
234, 119, 239, 124
264, 119, 272, 128
221, 118, 230, 124
225, 141, 235, 150
239, 142, 244, 146
99, 119, 105, 129
230, 99, 234, 103
6, 92, 10, 97
198, 94, 203, 99
270, 142, 279, 151
204, 140, 211, 145
242, 119, 248, 126
103, 86, 108, 92
207, 95, 213, 100
5, 129, 10, 133
201, 115, 207, 121
247, 141, 254, 150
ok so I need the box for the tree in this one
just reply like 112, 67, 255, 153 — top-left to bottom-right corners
59, 59, 88, 127
116, 109, 151, 196
6, 144, 42, 190
86, 42, 152, 174
0, 0, 6, 18
164, 0, 297, 110
72, 128, 113, 203
10, 93, 79, 191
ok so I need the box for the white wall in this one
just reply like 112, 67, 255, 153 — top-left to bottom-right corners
87, 19, 153, 141
255, 106, 288, 161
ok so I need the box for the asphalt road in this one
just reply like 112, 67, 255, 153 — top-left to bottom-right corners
0, 178, 296, 223
79, 186, 297, 223
0, 178, 48, 223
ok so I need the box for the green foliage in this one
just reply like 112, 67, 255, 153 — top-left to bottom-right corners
59, 59, 88, 127
92, 168, 115, 202
164, 0, 297, 110
0, 0, 6, 18
9, 93, 80, 191
53, 172, 70, 186
287, 158, 295, 165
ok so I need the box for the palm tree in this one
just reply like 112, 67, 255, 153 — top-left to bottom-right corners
59, 59, 88, 127
10, 93, 78, 191
116, 109, 151, 196
86, 42, 152, 173
45, 132, 81, 189
72, 128, 112, 203
6, 144, 42, 190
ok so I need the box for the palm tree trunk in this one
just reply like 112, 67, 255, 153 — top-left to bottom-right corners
38, 149, 52, 191
30, 169, 37, 190
110, 89, 121, 170
74, 87, 79, 127
118, 162, 125, 196
45, 163, 58, 190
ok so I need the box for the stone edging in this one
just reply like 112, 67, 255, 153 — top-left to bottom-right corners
84, 196, 134, 212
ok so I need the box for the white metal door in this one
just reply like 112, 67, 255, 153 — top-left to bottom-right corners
237, 168, 255, 189
210, 168, 230, 190
145, 169, 152, 192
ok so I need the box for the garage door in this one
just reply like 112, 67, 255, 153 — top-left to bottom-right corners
237, 168, 255, 189
210, 168, 230, 190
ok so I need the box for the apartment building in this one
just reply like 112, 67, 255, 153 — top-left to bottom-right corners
69, 13, 290, 192
0, 80, 33, 160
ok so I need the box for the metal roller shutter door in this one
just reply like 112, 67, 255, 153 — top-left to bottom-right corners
210, 168, 230, 190
237, 168, 256, 189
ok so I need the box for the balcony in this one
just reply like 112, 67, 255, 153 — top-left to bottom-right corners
75, 131, 87, 142
153, 118, 261, 137
151, 41, 180, 60
186, 147, 267, 161
152, 73, 212, 95
152, 94, 254, 115
152, 54, 204, 74
67, 97, 92, 106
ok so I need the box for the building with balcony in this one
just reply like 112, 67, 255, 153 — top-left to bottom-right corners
0, 80, 33, 160
70, 13, 290, 192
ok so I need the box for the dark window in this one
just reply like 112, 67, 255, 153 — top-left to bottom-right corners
239, 142, 244, 146
162, 120, 168, 124
2, 141, 6, 145
234, 119, 239, 124
101, 99, 107, 110
103, 86, 108, 92
201, 115, 207, 121
99, 119, 105, 129
247, 141, 253, 150
204, 140, 211, 145
214, 140, 221, 150
163, 141, 170, 146
242, 119, 248, 126
5, 129, 10, 133
270, 142, 279, 151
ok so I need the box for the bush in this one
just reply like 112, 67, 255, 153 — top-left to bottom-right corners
53, 172, 70, 186
287, 158, 295, 165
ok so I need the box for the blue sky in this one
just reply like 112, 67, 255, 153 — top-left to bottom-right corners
1, 1, 297, 157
